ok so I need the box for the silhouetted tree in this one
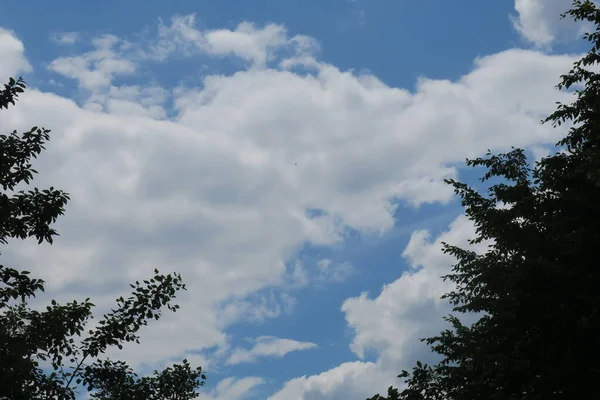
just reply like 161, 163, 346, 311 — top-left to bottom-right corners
369, 1, 600, 399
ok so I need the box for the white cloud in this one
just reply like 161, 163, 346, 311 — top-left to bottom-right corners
511, 0, 595, 47
227, 336, 317, 365
152, 15, 319, 68
270, 215, 484, 399
0, 27, 32, 78
89, 84, 170, 119
343, 215, 484, 362
0, 18, 580, 398
269, 361, 389, 400
49, 34, 135, 91
198, 376, 265, 400
51, 32, 79, 45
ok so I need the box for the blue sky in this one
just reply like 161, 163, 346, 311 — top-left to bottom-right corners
0, 0, 587, 399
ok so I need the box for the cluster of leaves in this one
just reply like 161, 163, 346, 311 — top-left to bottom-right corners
368, 1, 600, 399
0, 78, 205, 399
0, 77, 25, 110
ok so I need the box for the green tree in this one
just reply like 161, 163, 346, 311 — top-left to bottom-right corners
369, 1, 600, 399
0, 77, 205, 399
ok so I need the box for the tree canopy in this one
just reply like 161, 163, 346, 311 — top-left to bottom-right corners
0, 78, 205, 399
369, 1, 600, 399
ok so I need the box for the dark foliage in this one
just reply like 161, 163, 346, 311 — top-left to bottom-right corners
369, 1, 600, 399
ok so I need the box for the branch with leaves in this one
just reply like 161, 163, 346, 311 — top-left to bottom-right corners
0, 78, 205, 400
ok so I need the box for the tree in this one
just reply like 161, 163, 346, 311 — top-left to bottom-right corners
0, 77, 206, 399
368, 1, 600, 399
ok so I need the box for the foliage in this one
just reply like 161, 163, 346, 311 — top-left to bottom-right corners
368, 1, 600, 399
0, 78, 205, 399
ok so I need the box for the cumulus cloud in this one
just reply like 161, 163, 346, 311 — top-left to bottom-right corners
511, 0, 596, 47
151, 15, 319, 67
49, 33, 135, 91
88, 84, 170, 119
227, 336, 317, 365
0, 27, 32, 78
0, 15, 580, 398
269, 361, 388, 400
270, 215, 484, 399
198, 376, 265, 400
343, 215, 485, 362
